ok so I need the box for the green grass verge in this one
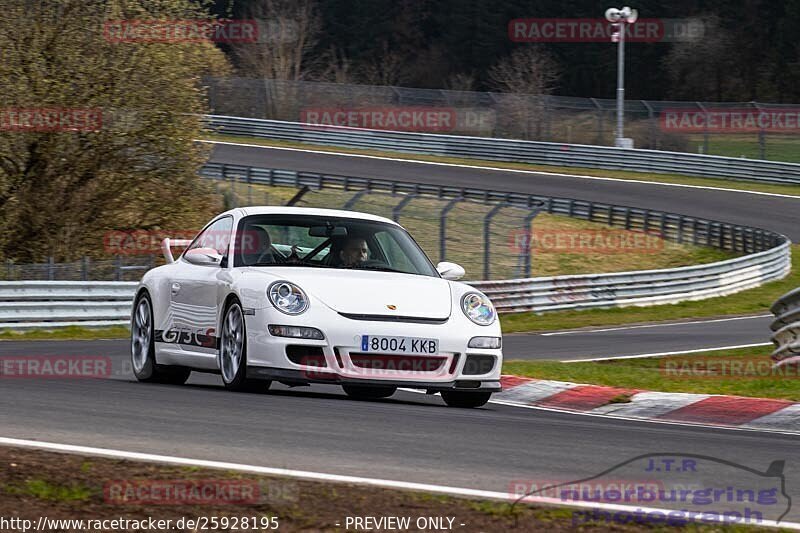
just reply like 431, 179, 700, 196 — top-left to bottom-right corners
503, 345, 799, 401
688, 134, 800, 163
4, 479, 93, 502
203, 133, 800, 197
500, 245, 798, 333
0, 325, 130, 341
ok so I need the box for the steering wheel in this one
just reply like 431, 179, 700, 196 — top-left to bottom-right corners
255, 246, 286, 264
355, 259, 391, 269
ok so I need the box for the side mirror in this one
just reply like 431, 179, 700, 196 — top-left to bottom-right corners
184, 248, 224, 267
436, 261, 465, 281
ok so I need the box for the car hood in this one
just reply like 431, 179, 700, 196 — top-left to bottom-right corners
247, 267, 452, 318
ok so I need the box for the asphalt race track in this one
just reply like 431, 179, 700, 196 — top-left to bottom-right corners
0, 340, 798, 521
503, 315, 772, 360
2, 143, 799, 524
0, 313, 770, 367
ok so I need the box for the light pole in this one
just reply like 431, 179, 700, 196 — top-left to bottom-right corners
605, 6, 638, 148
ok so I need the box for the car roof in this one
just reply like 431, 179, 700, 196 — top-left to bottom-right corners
233, 206, 399, 225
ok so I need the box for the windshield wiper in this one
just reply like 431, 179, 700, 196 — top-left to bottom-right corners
351, 265, 406, 273
249, 262, 333, 268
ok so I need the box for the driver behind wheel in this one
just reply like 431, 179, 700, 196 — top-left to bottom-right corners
241, 225, 280, 265
339, 236, 369, 267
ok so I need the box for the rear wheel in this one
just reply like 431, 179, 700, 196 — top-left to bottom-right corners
441, 391, 492, 408
219, 300, 270, 392
131, 292, 191, 385
342, 384, 397, 399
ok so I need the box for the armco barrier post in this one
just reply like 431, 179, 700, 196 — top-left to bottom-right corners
246, 166, 253, 205
392, 193, 417, 223
522, 206, 543, 278
696, 102, 709, 155
483, 203, 507, 280
439, 197, 463, 262
343, 190, 368, 210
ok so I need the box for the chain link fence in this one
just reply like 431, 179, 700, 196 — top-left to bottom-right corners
206, 164, 755, 281
206, 77, 800, 162
2, 256, 156, 282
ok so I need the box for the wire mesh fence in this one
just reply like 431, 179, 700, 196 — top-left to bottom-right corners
214, 176, 745, 282
4, 167, 764, 282
2, 256, 156, 282
206, 77, 800, 162
215, 179, 539, 280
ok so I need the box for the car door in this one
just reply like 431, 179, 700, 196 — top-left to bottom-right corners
160, 216, 233, 369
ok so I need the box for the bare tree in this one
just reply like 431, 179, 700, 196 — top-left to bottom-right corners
234, 0, 322, 119
317, 46, 353, 84
488, 47, 560, 139
357, 42, 409, 86
488, 46, 559, 95
664, 16, 737, 101
0, 0, 227, 262
445, 72, 477, 92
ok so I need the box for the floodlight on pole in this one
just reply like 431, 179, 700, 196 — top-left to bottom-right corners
605, 6, 637, 148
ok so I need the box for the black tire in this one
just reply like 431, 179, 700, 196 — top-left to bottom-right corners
130, 292, 191, 385
342, 384, 397, 399
219, 299, 271, 393
441, 391, 492, 408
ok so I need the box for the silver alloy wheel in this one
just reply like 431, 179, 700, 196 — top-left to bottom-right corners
220, 304, 244, 383
131, 298, 151, 374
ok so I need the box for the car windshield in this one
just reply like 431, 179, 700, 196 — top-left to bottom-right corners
234, 214, 439, 277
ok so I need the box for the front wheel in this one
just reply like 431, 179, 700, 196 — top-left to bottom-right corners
441, 391, 492, 408
342, 384, 397, 399
219, 300, 270, 392
130, 292, 191, 385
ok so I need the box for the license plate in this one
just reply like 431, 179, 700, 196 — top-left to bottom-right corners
361, 335, 439, 355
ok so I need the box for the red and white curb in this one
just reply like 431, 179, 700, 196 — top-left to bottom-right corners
497, 375, 800, 433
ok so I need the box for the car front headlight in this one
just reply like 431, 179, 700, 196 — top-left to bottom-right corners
461, 292, 496, 326
268, 281, 309, 315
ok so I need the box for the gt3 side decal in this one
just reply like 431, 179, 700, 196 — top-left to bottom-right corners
155, 327, 218, 349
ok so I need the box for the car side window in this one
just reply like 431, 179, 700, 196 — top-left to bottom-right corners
187, 217, 233, 257
375, 231, 414, 272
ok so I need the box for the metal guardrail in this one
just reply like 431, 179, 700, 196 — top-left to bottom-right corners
2, 256, 154, 281
0, 281, 137, 330
206, 77, 800, 160
2, 241, 788, 329
0, 162, 791, 329
479, 242, 789, 312
770, 288, 800, 367
203, 115, 800, 185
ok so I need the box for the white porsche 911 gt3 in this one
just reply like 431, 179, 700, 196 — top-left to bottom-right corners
131, 206, 502, 407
